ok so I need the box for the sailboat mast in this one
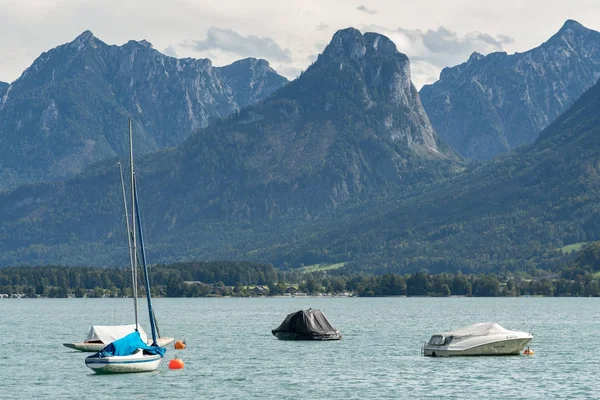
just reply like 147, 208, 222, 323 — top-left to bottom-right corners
128, 119, 139, 330
118, 162, 136, 325
133, 175, 159, 346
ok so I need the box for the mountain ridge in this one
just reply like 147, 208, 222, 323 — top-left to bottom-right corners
0, 27, 458, 267
271, 77, 600, 273
420, 19, 600, 160
0, 31, 288, 191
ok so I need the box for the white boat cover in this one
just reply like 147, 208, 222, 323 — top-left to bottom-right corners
84, 324, 148, 344
439, 322, 520, 338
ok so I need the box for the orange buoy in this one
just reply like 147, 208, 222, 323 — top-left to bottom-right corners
174, 340, 186, 350
169, 357, 185, 369
523, 348, 534, 355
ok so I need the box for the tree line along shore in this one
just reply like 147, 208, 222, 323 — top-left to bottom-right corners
1, 253, 599, 298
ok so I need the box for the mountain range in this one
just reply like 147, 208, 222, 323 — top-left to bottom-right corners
1, 21, 600, 275
420, 19, 600, 160
263, 75, 600, 273
0, 31, 287, 191
0, 81, 7, 96
0, 28, 458, 266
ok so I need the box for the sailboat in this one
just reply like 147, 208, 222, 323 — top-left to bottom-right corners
66, 158, 174, 353
85, 120, 166, 373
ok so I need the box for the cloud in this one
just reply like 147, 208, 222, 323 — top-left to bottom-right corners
362, 24, 514, 87
394, 26, 514, 67
306, 54, 318, 63
162, 45, 178, 58
276, 65, 303, 79
357, 5, 377, 15
316, 23, 329, 31
184, 26, 292, 63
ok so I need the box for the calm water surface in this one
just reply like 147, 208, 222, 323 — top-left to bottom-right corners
1, 297, 598, 399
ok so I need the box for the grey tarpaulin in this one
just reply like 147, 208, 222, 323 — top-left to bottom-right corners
272, 309, 342, 340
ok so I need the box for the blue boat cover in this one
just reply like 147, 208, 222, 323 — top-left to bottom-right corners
90, 331, 165, 358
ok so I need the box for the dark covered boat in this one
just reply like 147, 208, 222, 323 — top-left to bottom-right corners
272, 309, 342, 340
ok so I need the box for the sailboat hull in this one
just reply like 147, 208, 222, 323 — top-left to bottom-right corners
66, 337, 175, 352
85, 352, 162, 374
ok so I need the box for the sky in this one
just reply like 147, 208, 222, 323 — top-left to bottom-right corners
1, 0, 599, 89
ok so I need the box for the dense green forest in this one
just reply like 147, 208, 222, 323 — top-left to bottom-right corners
2, 243, 600, 298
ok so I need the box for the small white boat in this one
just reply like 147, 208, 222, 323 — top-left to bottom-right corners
423, 322, 533, 357
85, 353, 162, 374
85, 332, 163, 373
64, 324, 174, 352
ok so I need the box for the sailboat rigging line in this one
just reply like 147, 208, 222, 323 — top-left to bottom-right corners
153, 309, 162, 338
118, 161, 137, 328
133, 174, 159, 347
128, 119, 140, 331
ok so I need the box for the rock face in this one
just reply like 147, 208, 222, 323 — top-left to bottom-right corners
0, 81, 7, 97
263, 76, 600, 274
152, 27, 453, 222
420, 20, 600, 160
0, 31, 288, 190
0, 28, 457, 266
216, 58, 288, 109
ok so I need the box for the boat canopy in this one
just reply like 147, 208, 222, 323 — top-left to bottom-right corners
438, 322, 520, 338
85, 324, 148, 344
91, 331, 165, 358
272, 309, 341, 340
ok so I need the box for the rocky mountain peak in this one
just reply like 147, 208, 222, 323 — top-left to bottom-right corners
125, 39, 154, 49
224, 57, 274, 74
545, 19, 597, 47
558, 19, 586, 33
70, 30, 98, 50
363, 32, 400, 55
323, 28, 366, 60
420, 19, 600, 161
216, 57, 288, 109
286, 27, 444, 157
0, 31, 289, 191
468, 52, 484, 62
322, 28, 406, 63
233, 57, 268, 67
137, 39, 153, 49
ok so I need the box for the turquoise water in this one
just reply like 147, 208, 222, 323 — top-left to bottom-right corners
1, 297, 598, 399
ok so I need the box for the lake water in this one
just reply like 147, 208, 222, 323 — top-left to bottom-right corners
1, 297, 598, 399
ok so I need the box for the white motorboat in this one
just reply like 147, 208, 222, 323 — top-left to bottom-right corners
423, 322, 533, 357
64, 324, 174, 352
85, 120, 166, 374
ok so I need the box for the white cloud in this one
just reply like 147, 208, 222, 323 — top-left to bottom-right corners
362, 25, 515, 87
183, 27, 292, 63
162, 45, 178, 58
276, 65, 304, 79
357, 5, 377, 15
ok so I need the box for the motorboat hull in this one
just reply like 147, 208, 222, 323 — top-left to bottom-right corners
64, 337, 174, 352
85, 353, 162, 374
424, 337, 532, 357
